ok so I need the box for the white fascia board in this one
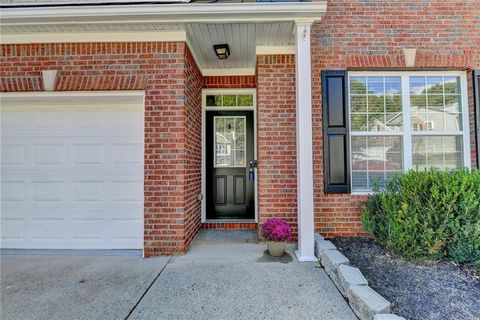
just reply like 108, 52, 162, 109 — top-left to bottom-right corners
0, 2, 327, 25
256, 45, 295, 55
201, 68, 255, 76
0, 31, 186, 44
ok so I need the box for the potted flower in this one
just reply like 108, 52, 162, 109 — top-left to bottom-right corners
261, 218, 292, 257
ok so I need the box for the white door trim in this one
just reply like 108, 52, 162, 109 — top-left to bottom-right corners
201, 88, 258, 223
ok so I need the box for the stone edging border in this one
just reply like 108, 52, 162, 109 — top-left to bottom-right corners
314, 234, 406, 320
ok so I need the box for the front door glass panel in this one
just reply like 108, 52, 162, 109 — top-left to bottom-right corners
214, 116, 246, 167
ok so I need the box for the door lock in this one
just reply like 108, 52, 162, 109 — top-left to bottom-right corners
249, 160, 257, 181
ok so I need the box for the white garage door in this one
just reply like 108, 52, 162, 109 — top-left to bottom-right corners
1, 93, 144, 249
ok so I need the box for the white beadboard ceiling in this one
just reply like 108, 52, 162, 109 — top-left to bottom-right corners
186, 22, 295, 70
2, 22, 296, 71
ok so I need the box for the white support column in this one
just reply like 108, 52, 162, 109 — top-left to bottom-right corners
294, 21, 316, 262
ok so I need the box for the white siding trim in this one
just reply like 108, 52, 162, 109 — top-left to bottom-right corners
0, 31, 186, 44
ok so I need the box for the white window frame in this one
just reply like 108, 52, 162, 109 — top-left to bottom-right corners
348, 71, 471, 194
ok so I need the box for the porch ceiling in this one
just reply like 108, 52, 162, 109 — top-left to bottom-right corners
186, 22, 295, 71
1, 2, 328, 75
1, 21, 296, 73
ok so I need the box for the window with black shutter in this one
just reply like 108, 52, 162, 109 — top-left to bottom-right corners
322, 70, 350, 193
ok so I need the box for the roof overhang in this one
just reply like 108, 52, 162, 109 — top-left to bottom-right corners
0, 2, 327, 26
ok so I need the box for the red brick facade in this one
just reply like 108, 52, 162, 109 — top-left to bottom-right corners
202, 75, 256, 88
257, 54, 299, 240
1, 0, 479, 254
184, 46, 203, 248
0, 42, 200, 256
310, 0, 480, 237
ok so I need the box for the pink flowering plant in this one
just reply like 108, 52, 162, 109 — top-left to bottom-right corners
261, 218, 292, 242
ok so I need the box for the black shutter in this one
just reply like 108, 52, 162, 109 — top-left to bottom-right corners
474, 70, 480, 169
322, 70, 350, 193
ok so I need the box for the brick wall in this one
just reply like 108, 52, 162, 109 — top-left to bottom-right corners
184, 46, 203, 248
0, 42, 201, 256
311, 0, 480, 237
256, 54, 298, 240
202, 75, 256, 88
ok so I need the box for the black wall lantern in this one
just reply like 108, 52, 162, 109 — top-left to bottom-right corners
213, 44, 230, 60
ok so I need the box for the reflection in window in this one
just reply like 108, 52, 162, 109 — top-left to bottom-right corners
351, 136, 403, 192
214, 116, 246, 167
412, 136, 463, 170
410, 76, 462, 132
349, 73, 466, 192
206, 94, 254, 107
349, 76, 403, 191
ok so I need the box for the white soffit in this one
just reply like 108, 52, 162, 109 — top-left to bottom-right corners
0, 3, 326, 75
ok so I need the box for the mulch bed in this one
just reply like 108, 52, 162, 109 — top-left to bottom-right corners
331, 237, 480, 320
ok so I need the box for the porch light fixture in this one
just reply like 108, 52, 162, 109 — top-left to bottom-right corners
214, 44, 230, 60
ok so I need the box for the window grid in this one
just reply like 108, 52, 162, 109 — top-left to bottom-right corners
214, 116, 246, 168
349, 72, 469, 193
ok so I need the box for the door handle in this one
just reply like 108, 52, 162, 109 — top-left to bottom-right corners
249, 160, 257, 181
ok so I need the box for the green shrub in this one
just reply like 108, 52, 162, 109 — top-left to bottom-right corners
362, 168, 480, 273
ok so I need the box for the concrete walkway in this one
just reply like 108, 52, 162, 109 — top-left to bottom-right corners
129, 230, 356, 320
1, 230, 356, 320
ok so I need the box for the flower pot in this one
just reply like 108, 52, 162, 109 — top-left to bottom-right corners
266, 241, 286, 257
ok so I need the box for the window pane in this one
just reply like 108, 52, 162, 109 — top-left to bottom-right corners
426, 76, 444, 94
351, 113, 368, 131
238, 94, 253, 106
351, 95, 367, 113
444, 76, 461, 94
385, 95, 402, 112
368, 113, 385, 131
410, 76, 462, 133
367, 77, 384, 95
215, 117, 246, 167
350, 76, 402, 134
206, 95, 222, 107
350, 76, 367, 94
351, 135, 403, 191
444, 95, 461, 112
410, 76, 426, 94
223, 95, 237, 107
385, 77, 402, 95
412, 135, 463, 170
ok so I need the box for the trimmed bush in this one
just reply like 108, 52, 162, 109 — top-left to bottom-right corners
362, 169, 480, 273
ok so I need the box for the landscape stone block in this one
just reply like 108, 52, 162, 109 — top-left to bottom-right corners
337, 264, 368, 296
373, 314, 406, 320
347, 285, 391, 320
320, 249, 349, 271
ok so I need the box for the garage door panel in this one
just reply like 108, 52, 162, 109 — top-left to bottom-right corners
2, 179, 142, 205
1, 144, 26, 165
1, 97, 144, 249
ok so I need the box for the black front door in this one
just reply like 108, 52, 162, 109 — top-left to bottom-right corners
206, 111, 255, 219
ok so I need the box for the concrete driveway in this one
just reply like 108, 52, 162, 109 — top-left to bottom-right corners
1, 252, 169, 320
1, 231, 357, 320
